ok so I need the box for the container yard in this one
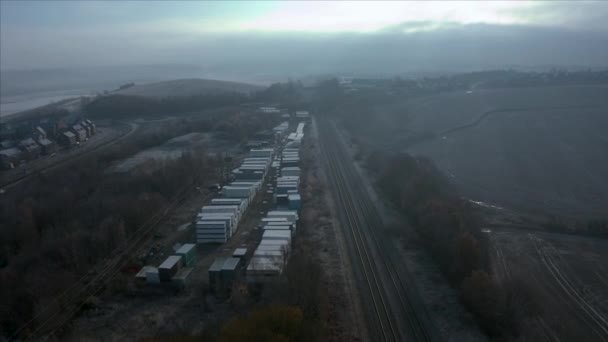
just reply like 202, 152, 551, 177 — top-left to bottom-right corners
243, 120, 306, 285
130, 117, 306, 297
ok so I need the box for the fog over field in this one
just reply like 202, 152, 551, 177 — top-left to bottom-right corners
399, 85, 608, 218
2, 1, 608, 115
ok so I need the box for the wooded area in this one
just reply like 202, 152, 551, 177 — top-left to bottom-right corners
0, 111, 276, 337
367, 152, 540, 339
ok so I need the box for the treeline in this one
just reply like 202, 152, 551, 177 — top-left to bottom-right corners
85, 93, 250, 119
85, 81, 306, 120
0, 150, 217, 337
367, 151, 536, 339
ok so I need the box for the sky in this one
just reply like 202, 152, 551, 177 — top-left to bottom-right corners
1, 1, 608, 79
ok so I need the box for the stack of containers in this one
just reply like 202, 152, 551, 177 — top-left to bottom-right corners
210, 198, 249, 214
272, 122, 289, 140
208, 257, 243, 296
198, 147, 273, 244
247, 120, 308, 283
196, 220, 230, 243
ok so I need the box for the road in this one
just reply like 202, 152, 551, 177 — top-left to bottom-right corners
317, 117, 438, 342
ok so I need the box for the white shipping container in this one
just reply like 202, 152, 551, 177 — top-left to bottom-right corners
267, 210, 298, 221
281, 167, 301, 177
262, 230, 292, 241
260, 217, 289, 227
248, 148, 274, 158
253, 249, 285, 258
196, 218, 233, 235
262, 224, 291, 230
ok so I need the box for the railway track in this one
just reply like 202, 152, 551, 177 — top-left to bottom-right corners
317, 117, 437, 341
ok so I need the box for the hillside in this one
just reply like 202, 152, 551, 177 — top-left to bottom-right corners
114, 78, 263, 97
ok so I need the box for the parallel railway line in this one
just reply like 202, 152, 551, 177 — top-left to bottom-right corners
318, 117, 436, 341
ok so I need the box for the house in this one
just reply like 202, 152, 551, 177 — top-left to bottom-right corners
70, 124, 87, 142
79, 121, 91, 138
58, 131, 77, 147
18, 138, 41, 160
85, 119, 96, 135
0, 148, 22, 169
34, 126, 47, 140
37, 137, 57, 155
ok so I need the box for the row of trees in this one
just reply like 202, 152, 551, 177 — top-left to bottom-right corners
84, 93, 250, 119
84, 80, 306, 120
0, 149, 218, 337
367, 151, 535, 338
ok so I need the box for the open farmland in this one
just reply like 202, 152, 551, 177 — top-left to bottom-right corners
489, 229, 608, 341
368, 84, 608, 218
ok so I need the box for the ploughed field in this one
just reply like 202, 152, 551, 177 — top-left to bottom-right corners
490, 229, 608, 341
389, 84, 608, 218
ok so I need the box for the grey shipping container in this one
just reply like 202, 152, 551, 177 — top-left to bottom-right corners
158, 255, 182, 282
209, 257, 227, 294
175, 243, 197, 267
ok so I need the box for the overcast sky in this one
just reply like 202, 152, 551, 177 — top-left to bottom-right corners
1, 1, 608, 74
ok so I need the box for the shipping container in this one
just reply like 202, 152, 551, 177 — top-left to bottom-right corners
145, 267, 160, 284
260, 217, 289, 227
175, 244, 197, 267
262, 225, 291, 231
265, 221, 295, 232
256, 244, 287, 252
200, 205, 241, 221
267, 210, 299, 222
158, 255, 182, 282
221, 257, 242, 293
253, 249, 285, 259
276, 194, 289, 206
233, 247, 247, 259
248, 148, 274, 158
222, 186, 255, 199
135, 265, 156, 281
209, 257, 227, 294
173, 267, 193, 288
246, 256, 283, 283
288, 194, 302, 211
281, 167, 301, 177
196, 220, 230, 243
262, 230, 292, 242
